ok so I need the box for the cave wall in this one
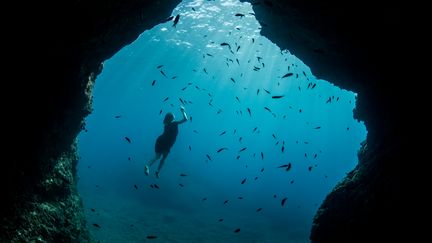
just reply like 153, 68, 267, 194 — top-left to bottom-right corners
2, 0, 401, 242
241, 1, 402, 242
2, 0, 181, 242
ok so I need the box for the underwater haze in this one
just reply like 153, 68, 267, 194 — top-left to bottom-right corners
77, 0, 367, 242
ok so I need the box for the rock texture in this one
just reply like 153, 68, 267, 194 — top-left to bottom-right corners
3, 0, 401, 242
2, 0, 181, 242
242, 1, 402, 242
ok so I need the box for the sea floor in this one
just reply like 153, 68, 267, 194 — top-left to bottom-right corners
81, 192, 309, 243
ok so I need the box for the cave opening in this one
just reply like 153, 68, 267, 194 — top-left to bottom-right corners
77, 0, 367, 242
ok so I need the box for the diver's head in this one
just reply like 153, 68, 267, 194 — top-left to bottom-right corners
163, 112, 175, 124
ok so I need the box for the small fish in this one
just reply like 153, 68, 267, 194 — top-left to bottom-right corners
93, 223, 101, 228
217, 147, 228, 153
114, 115, 121, 118
308, 166, 313, 171
272, 134, 276, 139
231, 78, 236, 83
260, 167, 264, 172
90, 208, 96, 212
153, 184, 160, 189
179, 183, 184, 187
261, 152, 264, 160
189, 145, 191, 151
160, 70, 167, 77
151, 80, 156, 86
218, 218, 224, 222
281, 72, 293, 78
257, 89, 260, 95
236, 155, 240, 160
263, 89, 270, 94
281, 197, 287, 206
264, 107, 272, 112
253, 126, 258, 132
241, 178, 246, 184
134, 185, 138, 190
314, 126, 321, 129
219, 131, 227, 136
314, 154, 317, 159
173, 14, 180, 27
125, 137, 131, 143
234, 228, 241, 233
180, 173, 187, 177
238, 147, 247, 152
163, 97, 169, 102
235, 13, 245, 18
238, 197, 243, 199
147, 235, 158, 239
256, 208, 262, 212
206, 154, 212, 161
272, 95, 284, 99
202, 197, 207, 201
223, 200, 229, 204
247, 108, 251, 117
159, 109, 163, 115
157, 65, 163, 69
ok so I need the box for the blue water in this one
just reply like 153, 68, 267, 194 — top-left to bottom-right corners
77, 0, 367, 242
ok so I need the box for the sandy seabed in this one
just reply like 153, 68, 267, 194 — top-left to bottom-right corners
81, 192, 309, 243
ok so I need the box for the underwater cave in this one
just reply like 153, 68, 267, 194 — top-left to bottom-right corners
77, 1, 366, 242
2, 0, 401, 242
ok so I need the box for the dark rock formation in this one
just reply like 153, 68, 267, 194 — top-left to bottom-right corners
241, 0, 402, 242
2, 0, 180, 242
3, 0, 401, 242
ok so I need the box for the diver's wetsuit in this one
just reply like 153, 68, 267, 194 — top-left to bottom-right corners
155, 122, 179, 154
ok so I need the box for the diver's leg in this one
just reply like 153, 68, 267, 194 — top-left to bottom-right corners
145, 153, 161, 175
155, 152, 168, 178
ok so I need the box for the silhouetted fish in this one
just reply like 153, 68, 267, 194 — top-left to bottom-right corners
147, 235, 158, 239
93, 223, 101, 228
217, 147, 228, 153
173, 14, 180, 27
256, 208, 262, 212
151, 80, 156, 86
281, 72, 293, 78
261, 152, 264, 160
241, 178, 246, 184
314, 126, 321, 129
115, 115, 121, 118
134, 185, 138, 190
163, 97, 169, 102
180, 173, 187, 177
206, 154, 212, 161
235, 13, 245, 18
247, 108, 251, 116
281, 197, 287, 206
272, 95, 284, 99
218, 218, 224, 222
157, 65, 163, 69
125, 137, 131, 143
219, 131, 226, 136
238, 147, 247, 152
160, 70, 167, 77
234, 228, 241, 233
223, 200, 229, 204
